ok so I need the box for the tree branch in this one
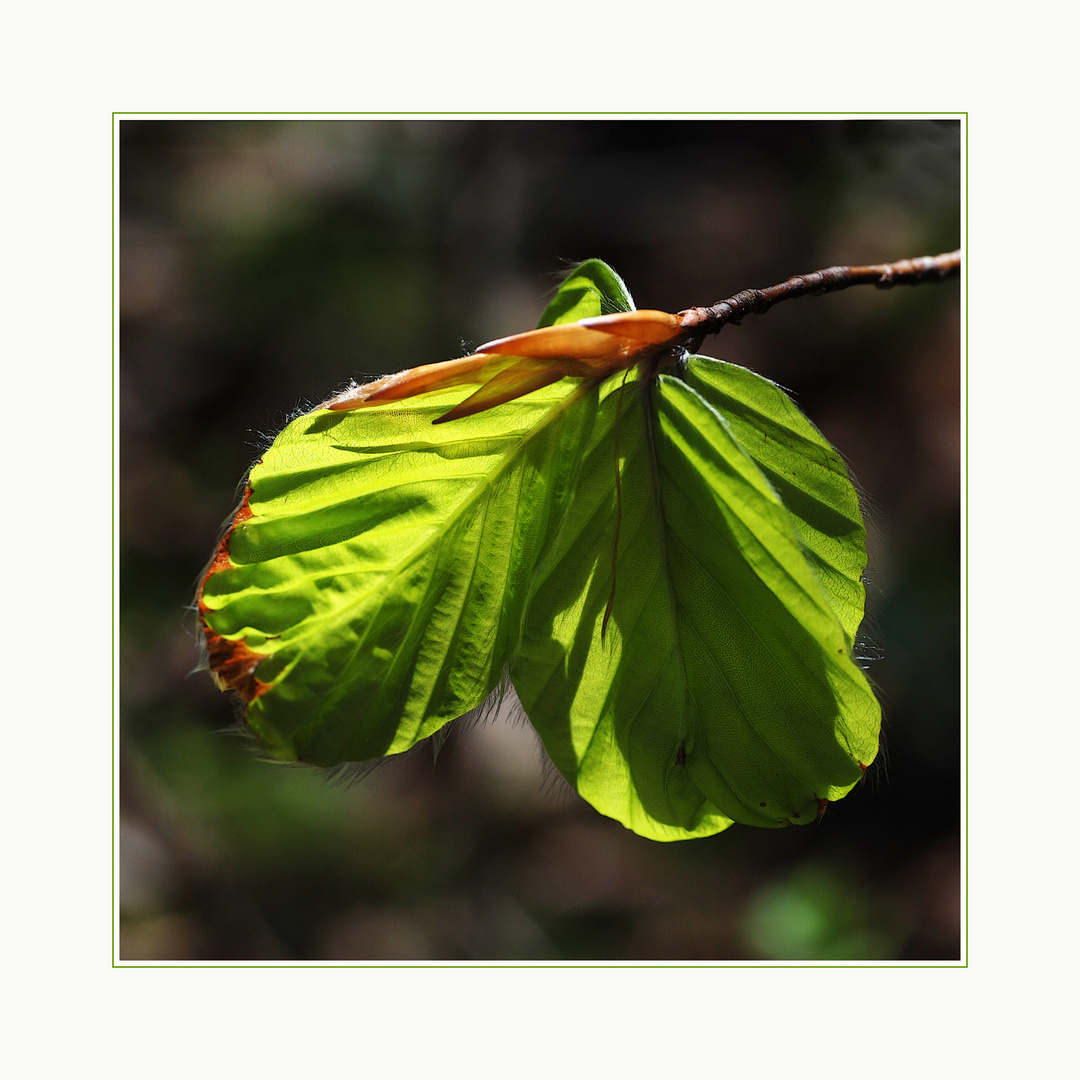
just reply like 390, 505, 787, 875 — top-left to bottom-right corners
677, 250, 961, 342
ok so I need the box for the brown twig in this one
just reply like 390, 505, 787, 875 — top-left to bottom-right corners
677, 250, 961, 344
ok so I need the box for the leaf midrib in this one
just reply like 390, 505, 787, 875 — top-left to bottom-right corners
257, 382, 595, 682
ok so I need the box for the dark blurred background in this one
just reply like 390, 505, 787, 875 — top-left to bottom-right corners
119, 118, 961, 961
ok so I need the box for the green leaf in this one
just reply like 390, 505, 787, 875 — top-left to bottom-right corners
537, 259, 635, 327
200, 257, 881, 842
201, 381, 597, 766
510, 369, 879, 841
682, 358, 868, 645
199, 259, 632, 767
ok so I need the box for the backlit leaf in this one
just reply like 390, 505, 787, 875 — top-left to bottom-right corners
510, 369, 879, 840
198, 257, 881, 841
199, 381, 597, 765
536, 258, 634, 326
683, 358, 868, 645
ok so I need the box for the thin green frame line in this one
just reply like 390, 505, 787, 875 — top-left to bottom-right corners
962, 115, 969, 967
118, 962, 963, 969
111, 114, 117, 968
113, 111, 966, 117
113, 112, 965, 968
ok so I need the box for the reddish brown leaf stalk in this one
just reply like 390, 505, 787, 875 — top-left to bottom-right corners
324, 251, 961, 425
676, 250, 961, 344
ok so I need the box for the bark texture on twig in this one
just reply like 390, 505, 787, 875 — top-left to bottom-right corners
677, 250, 961, 341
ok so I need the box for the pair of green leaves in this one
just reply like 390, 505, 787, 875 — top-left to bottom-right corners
199, 260, 880, 841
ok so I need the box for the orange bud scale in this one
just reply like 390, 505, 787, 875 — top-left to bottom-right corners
326, 309, 690, 424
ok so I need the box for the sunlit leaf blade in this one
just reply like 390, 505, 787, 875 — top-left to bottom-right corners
199, 382, 597, 766
198, 254, 881, 843
510, 370, 880, 841
537, 259, 634, 327
683, 357, 869, 644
